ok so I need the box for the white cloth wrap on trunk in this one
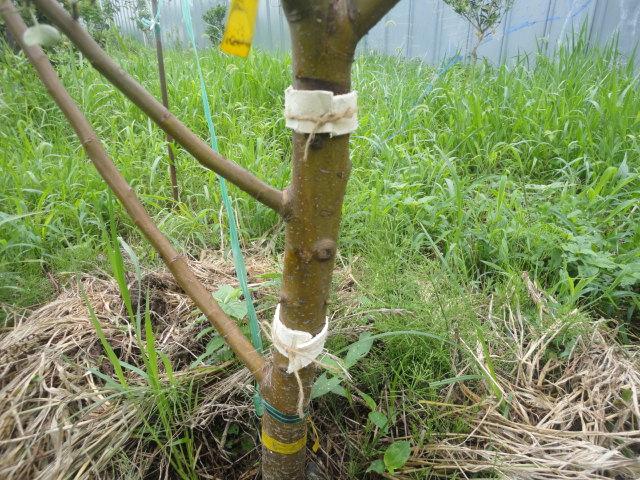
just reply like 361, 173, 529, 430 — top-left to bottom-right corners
271, 304, 329, 373
284, 86, 358, 136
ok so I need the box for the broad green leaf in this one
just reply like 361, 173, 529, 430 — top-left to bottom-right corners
330, 384, 350, 398
310, 373, 343, 399
475, 326, 502, 404
360, 392, 377, 411
190, 336, 226, 367
344, 332, 374, 368
87, 368, 126, 391
104, 198, 134, 322
195, 326, 216, 340
317, 354, 346, 373
214, 284, 241, 302
334, 330, 450, 356
144, 297, 160, 390
213, 285, 247, 319
618, 157, 629, 179
366, 459, 385, 474
383, 440, 411, 473
159, 352, 175, 385
257, 271, 281, 280
118, 237, 141, 285
118, 360, 148, 381
368, 411, 388, 431
204, 336, 226, 354
222, 300, 247, 320
240, 435, 255, 452
0, 211, 39, 227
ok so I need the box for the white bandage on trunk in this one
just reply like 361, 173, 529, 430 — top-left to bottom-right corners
284, 86, 358, 136
271, 304, 328, 373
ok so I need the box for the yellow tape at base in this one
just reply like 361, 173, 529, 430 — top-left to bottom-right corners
261, 429, 307, 455
220, 0, 259, 58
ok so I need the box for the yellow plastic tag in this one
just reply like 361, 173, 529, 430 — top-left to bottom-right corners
220, 0, 259, 58
261, 428, 307, 455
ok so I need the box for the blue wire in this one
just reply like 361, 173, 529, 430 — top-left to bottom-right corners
483, 0, 594, 43
180, 0, 265, 415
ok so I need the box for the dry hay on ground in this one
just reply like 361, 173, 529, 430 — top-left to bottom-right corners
401, 307, 640, 480
0, 252, 277, 479
0, 251, 362, 480
1, 254, 640, 479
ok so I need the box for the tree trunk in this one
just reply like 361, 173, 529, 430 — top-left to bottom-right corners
260, 1, 397, 478
471, 30, 485, 64
3, 22, 20, 52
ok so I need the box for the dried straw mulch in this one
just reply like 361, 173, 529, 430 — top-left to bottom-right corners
403, 306, 640, 480
1, 254, 639, 479
0, 252, 277, 479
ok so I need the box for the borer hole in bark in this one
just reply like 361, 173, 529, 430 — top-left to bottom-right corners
310, 134, 326, 150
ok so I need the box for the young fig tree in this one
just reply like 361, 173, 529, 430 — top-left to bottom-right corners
444, 0, 515, 62
202, 3, 226, 46
0, 0, 401, 478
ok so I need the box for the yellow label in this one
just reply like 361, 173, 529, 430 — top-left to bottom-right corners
261, 428, 307, 455
220, 0, 259, 58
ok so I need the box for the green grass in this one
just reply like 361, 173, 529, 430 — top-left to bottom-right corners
1, 29, 639, 477
2, 32, 638, 323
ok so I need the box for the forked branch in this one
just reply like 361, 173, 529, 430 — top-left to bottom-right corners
0, 0, 265, 381
32, 0, 285, 215
351, 0, 401, 38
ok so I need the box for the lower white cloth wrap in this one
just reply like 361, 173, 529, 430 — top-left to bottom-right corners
284, 86, 358, 136
271, 304, 328, 373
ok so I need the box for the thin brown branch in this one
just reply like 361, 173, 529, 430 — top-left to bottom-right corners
350, 0, 401, 38
0, 0, 265, 382
151, 0, 179, 204
32, 0, 285, 215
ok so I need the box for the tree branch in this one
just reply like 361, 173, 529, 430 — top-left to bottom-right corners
32, 0, 285, 215
350, 0, 401, 38
280, 0, 312, 16
0, 0, 265, 382
151, 0, 179, 203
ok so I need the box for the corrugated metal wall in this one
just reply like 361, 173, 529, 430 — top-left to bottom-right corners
113, 0, 640, 65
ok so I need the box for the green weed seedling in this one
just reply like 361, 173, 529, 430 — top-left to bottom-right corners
81, 199, 199, 479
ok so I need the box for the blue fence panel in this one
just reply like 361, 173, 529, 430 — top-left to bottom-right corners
112, 0, 640, 65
